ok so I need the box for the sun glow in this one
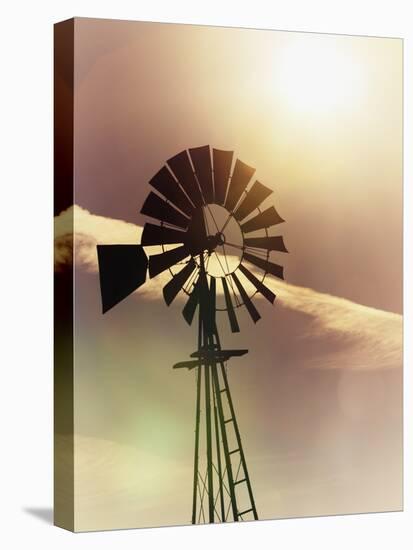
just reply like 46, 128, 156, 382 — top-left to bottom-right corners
275, 36, 365, 116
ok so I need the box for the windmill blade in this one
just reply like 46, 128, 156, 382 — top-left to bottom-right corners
238, 263, 276, 304
167, 150, 203, 207
233, 181, 273, 221
184, 207, 207, 255
141, 223, 186, 246
231, 271, 261, 323
141, 191, 189, 230
221, 277, 240, 333
149, 166, 194, 217
148, 245, 189, 278
209, 276, 216, 310
206, 276, 216, 332
183, 276, 201, 325
197, 263, 211, 325
244, 235, 288, 253
240, 206, 285, 233
189, 145, 214, 203
225, 159, 256, 212
163, 259, 197, 305
243, 252, 284, 280
212, 148, 233, 205
97, 244, 148, 313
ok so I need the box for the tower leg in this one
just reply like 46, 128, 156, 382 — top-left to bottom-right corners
204, 362, 214, 523
191, 365, 202, 524
211, 364, 239, 521
213, 388, 225, 521
218, 361, 258, 520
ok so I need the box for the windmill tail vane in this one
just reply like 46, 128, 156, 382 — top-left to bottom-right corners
96, 145, 288, 524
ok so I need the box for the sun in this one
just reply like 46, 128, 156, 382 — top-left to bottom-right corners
275, 35, 365, 116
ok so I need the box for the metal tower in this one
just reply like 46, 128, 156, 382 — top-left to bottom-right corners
173, 255, 258, 523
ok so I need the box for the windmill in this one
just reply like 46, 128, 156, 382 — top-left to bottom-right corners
96, 145, 288, 525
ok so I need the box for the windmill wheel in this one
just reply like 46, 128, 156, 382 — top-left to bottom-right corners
140, 146, 288, 332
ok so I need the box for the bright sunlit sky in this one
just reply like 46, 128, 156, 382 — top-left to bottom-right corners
274, 34, 365, 115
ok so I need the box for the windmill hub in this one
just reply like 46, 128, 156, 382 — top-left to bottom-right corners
184, 207, 222, 256
215, 232, 225, 245
201, 203, 244, 277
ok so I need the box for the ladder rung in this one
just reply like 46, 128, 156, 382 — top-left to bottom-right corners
238, 508, 253, 517
229, 448, 240, 455
224, 418, 233, 424
234, 478, 246, 485
220, 388, 227, 393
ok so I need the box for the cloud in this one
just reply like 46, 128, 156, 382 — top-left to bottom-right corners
55, 204, 143, 272
54, 206, 402, 370
54, 206, 180, 299
271, 279, 402, 370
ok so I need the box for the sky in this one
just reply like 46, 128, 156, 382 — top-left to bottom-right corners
55, 18, 402, 531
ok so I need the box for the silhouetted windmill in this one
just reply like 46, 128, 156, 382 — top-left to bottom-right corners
97, 146, 288, 524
